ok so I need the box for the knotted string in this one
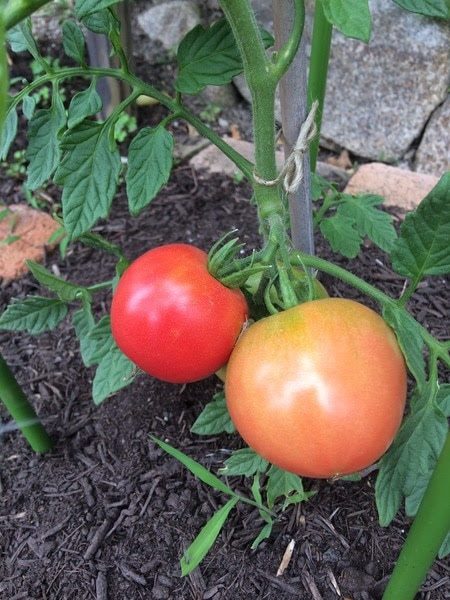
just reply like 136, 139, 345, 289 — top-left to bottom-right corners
253, 100, 319, 194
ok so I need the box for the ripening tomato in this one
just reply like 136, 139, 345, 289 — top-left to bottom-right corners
111, 244, 248, 383
225, 298, 407, 478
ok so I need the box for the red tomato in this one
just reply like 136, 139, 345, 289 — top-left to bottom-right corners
225, 298, 407, 478
111, 244, 248, 383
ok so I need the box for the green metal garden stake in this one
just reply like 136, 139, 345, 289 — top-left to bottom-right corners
307, 0, 332, 173
382, 431, 450, 600
0, 353, 53, 453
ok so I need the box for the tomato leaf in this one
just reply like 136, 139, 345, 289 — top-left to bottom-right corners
439, 532, 450, 559
0, 107, 18, 160
320, 214, 362, 258
251, 522, 273, 550
26, 94, 66, 190
7, 19, 39, 57
266, 465, 305, 509
81, 9, 116, 35
54, 121, 121, 239
62, 20, 86, 66
26, 260, 84, 302
176, 19, 274, 94
75, 0, 120, 20
219, 447, 268, 477
391, 0, 449, 18
67, 80, 103, 129
436, 384, 450, 417
382, 306, 426, 389
126, 126, 173, 216
0, 296, 67, 334
321, 0, 372, 43
375, 381, 447, 526
86, 316, 115, 366
191, 391, 236, 435
391, 173, 450, 282
92, 344, 136, 404
337, 194, 397, 253
150, 435, 236, 497
78, 230, 123, 258
72, 305, 96, 367
180, 497, 239, 576
22, 95, 36, 120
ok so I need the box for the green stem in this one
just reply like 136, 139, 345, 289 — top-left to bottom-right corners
220, 0, 283, 220
382, 431, 450, 600
312, 191, 336, 226
86, 279, 115, 293
398, 278, 420, 307
0, 353, 53, 453
0, 4, 7, 133
5, 0, 52, 30
272, 0, 306, 79
307, 0, 332, 172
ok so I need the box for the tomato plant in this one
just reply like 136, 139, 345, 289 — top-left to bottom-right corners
226, 298, 407, 478
110, 244, 248, 383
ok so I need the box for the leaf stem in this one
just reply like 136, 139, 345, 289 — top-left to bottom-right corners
271, 0, 305, 79
0, 353, 53, 453
5, 0, 52, 30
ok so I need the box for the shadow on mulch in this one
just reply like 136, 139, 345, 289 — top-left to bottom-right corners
0, 168, 448, 600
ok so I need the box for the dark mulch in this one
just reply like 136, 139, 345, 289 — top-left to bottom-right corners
0, 165, 449, 600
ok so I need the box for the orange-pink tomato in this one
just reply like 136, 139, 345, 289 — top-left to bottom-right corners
225, 298, 407, 478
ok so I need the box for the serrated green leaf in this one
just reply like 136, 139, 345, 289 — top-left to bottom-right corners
181, 496, 239, 576
191, 391, 236, 435
251, 522, 273, 550
0, 234, 20, 246
68, 80, 102, 129
439, 532, 450, 559
75, 0, 120, 20
22, 95, 36, 120
404, 471, 430, 516
126, 126, 173, 216
54, 121, 121, 239
383, 306, 426, 389
26, 260, 83, 302
266, 465, 305, 509
86, 316, 115, 365
81, 9, 117, 35
78, 230, 123, 257
0, 296, 67, 334
0, 107, 18, 160
322, 0, 372, 42
436, 384, 450, 417
26, 94, 66, 190
392, 0, 449, 18
150, 435, 236, 497
93, 344, 136, 404
219, 447, 268, 477
62, 20, 86, 66
282, 490, 315, 510
72, 305, 96, 367
338, 194, 397, 253
176, 19, 274, 94
320, 214, 362, 258
391, 173, 450, 281
7, 20, 39, 56
375, 381, 447, 526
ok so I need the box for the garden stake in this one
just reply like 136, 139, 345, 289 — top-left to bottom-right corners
307, 0, 332, 172
382, 431, 450, 600
0, 353, 53, 453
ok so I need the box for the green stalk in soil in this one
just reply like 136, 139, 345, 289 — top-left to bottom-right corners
307, 0, 332, 172
0, 5, 6, 133
0, 353, 53, 453
382, 431, 450, 600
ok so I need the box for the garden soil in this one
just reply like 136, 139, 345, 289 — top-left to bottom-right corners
0, 165, 449, 600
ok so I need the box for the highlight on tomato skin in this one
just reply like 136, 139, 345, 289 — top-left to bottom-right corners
110, 244, 249, 384
225, 297, 408, 479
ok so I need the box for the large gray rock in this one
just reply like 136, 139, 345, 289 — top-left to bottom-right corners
321, 0, 450, 161
414, 96, 450, 176
135, 1, 202, 60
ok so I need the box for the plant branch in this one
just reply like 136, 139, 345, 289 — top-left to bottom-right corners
5, 0, 52, 30
271, 0, 305, 79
